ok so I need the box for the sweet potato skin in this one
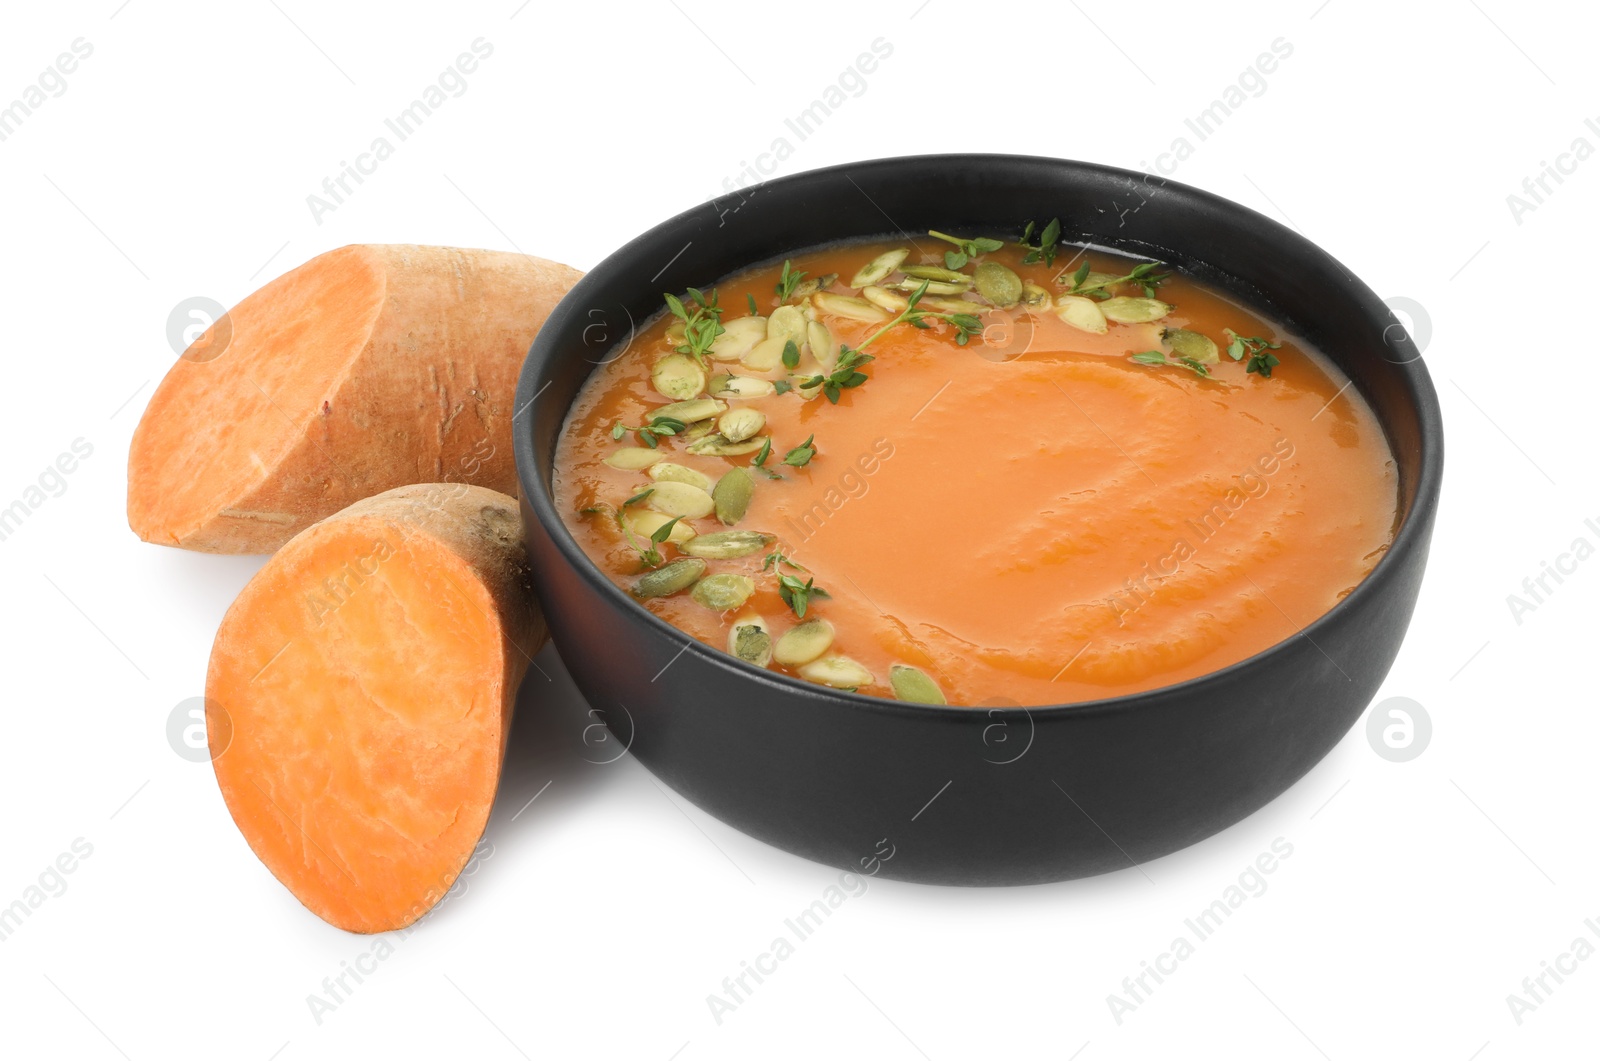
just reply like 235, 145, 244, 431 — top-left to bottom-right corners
128, 245, 582, 553
205, 484, 545, 933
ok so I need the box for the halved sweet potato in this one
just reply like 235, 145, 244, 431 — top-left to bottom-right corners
129, 245, 581, 553
205, 484, 544, 933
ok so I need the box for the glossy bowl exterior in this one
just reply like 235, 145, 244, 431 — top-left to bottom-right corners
512, 154, 1442, 885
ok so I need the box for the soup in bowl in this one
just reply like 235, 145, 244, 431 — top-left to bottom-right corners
513, 154, 1442, 885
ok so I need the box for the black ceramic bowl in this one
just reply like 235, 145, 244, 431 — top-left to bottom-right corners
512, 154, 1443, 885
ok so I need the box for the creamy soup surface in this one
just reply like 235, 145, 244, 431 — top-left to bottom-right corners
553, 234, 1397, 707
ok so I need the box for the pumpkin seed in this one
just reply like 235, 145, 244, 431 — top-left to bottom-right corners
712, 466, 754, 525
903, 264, 970, 284
632, 557, 705, 598
602, 446, 664, 471
806, 320, 837, 370
648, 462, 714, 491
665, 320, 687, 345
974, 262, 1023, 307
888, 277, 970, 296
1021, 282, 1053, 308
767, 305, 807, 348
922, 295, 981, 314
797, 655, 874, 690
709, 374, 777, 399
790, 273, 837, 299
1163, 327, 1218, 364
1100, 296, 1172, 324
741, 336, 787, 372
862, 285, 909, 313
680, 530, 774, 559
627, 509, 697, 544
1056, 294, 1108, 334
889, 664, 946, 704
683, 419, 716, 441
687, 433, 768, 456
773, 618, 835, 666
727, 614, 772, 666
708, 316, 767, 362
653, 397, 725, 423
646, 480, 715, 519
718, 407, 766, 443
1080, 270, 1121, 291
812, 292, 890, 322
692, 573, 756, 611
850, 247, 910, 288
651, 354, 705, 400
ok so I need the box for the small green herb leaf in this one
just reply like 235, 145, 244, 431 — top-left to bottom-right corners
1223, 329, 1283, 378
777, 573, 830, 619
752, 436, 783, 479
781, 339, 800, 370
1020, 218, 1063, 266
649, 516, 683, 545
776, 259, 806, 301
783, 434, 817, 467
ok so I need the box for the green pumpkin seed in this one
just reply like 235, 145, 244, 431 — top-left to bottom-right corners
1021, 282, 1053, 308
651, 354, 705, 400
602, 446, 664, 471
767, 305, 807, 349
653, 397, 725, 423
773, 618, 835, 666
797, 655, 874, 689
687, 433, 768, 456
1056, 294, 1108, 334
709, 374, 777, 399
1079, 270, 1121, 291
807, 320, 837, 370
728, 615, 772, 666
712, 466, 754, 525
790, 273, 837, 299
922, 295, 981, 315
812, 292, 890, 322
1162, 328, 1218, 364
627, 509, 696, 544
646, 480, 715, 519
862, 285, 909, 313
903, 264, 970, 283
889, 664, 946, 704
708, 316, 767, 362
849, 248, 910, 288
888, 277, 970, 296
974, 262, 1023, 307
680, 530, 774, 559
1100, 296, 1172, 324
648, 462, 714, 491
718, 407, 766, 443
692, 573, 756, 611
633, 558, 705, 598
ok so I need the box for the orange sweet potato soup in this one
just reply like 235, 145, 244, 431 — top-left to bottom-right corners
554, 232, 1397, 707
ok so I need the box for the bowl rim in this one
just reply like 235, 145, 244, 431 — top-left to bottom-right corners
513, 151, 1445, 719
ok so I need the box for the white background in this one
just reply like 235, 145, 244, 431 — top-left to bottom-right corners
1, 1, 1594, 1057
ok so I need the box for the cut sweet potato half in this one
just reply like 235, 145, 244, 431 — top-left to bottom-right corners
129, 245, 582, 553
205, 484, 545, 933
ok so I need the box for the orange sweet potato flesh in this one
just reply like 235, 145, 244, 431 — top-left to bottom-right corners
205, 484, 545, 933
128, 245, 582, 553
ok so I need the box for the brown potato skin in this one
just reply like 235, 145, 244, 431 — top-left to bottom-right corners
128, 245, 583, 553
